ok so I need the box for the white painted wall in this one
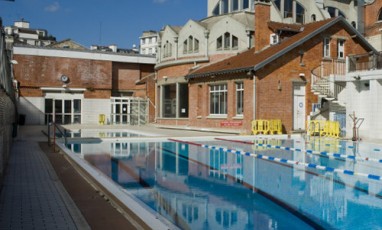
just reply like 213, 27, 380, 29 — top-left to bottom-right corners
345, 70, 382, 140
82, 99, 111, 124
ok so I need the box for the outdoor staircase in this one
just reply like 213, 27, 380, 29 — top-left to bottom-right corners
310, 60, 346, 119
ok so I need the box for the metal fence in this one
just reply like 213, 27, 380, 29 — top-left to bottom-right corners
0, 27, 17, 185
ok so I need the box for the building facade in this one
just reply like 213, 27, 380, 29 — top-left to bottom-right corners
4, 19, 56, 50
13, 45, 156, 125
140, 30, 158, 55
155, 0, 376, 134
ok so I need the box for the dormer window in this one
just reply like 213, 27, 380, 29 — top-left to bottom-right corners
183, 36, 199, 54
216, 32, 238, 51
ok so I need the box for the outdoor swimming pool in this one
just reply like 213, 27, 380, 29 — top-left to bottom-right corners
66, 135, 382, 229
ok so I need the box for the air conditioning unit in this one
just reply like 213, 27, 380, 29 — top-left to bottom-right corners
270, 33, 279, 45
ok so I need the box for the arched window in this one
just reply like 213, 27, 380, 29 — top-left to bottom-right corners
378, 8, 382, 21
183, 36, 199, 54
351, 21, 356, 28
163, 41, 172, 58
311, 14, 316, 22
216, 32, 239, 51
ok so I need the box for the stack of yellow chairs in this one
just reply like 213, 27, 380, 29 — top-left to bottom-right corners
99, 114, 106, 125
307, 120, 340, 138
252, 119, 283, 135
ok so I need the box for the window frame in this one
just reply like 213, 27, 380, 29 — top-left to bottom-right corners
235, 82, 244, 116
209, 84, 228, 115
323, 37, 331, 58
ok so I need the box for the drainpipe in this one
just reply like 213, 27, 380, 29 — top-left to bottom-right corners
252, 71, 256, 121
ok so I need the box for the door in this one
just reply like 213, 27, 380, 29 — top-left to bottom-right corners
293, 84, 306, 130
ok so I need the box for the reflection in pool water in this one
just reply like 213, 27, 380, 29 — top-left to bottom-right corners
69, 137, 382, 230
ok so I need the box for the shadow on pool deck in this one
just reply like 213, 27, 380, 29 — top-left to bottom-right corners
0, 125, 152, 230
1, 124, 240, 230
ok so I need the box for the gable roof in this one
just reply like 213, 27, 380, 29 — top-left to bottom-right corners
186, 17, 377, 79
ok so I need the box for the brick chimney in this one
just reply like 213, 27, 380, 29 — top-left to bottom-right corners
254, 0, 273, 52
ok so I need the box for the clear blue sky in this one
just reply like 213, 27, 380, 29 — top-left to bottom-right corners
0, 0, 206, 48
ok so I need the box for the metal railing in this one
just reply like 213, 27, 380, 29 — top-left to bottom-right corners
311, 59, 346, 99
348, 52, 382, 72
47, 122, 68, 147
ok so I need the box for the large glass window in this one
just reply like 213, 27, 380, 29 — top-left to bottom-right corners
161, 83, 189, 118
236, 82, 244, 115
163, 84, 177, 118
210, 84, 227, 115
45, 98, 81, 124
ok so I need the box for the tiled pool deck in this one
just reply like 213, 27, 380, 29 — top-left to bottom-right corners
0, 124, 237, 229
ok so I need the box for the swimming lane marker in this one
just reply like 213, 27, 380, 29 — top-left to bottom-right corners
215, 137, 382, 164
168, 138, 382, 181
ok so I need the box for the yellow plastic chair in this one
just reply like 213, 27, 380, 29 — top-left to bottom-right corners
269, 119, 282, 134
252, 120, 270, 135
99, 114, 106, 125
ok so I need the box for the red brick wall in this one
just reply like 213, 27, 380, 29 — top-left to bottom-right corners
364, 2, 382, 37
14, 55, 112, 98
254, 1, 272, 51
14, 54, 155, 101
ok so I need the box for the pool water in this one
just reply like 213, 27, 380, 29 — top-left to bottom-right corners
68, 136, 382, 230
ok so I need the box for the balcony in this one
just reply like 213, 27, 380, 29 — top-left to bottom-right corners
348, 52, 382, 72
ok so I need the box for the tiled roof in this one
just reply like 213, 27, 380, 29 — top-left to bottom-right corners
267, 21, 303, 33
186, 17, 375, 79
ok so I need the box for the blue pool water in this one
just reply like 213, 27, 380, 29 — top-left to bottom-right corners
68, 136, 382, 229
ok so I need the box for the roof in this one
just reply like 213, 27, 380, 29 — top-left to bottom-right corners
186, 17, 378, 79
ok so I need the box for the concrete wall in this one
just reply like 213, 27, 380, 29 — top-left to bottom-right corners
346, 70, 382, 140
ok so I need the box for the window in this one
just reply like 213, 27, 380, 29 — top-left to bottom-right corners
217, 36, 223, 50
323, 37, 330, 58
232, 36, 238, 49
45, 98, 81, 124
216, 32, 239, 51
236, 82, 244, 116
337, 39, 345, 59
222, 0, 228, 14
210, 84, 227, 115
378, 9, 382, 21
233, 0, 239, 11
224, 32, 230, 50
163, 41, 172, 58
183, 36, 199, 54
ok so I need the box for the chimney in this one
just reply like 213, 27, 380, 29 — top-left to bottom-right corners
254, 0, 273, 52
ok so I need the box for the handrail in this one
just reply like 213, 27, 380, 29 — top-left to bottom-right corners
48, 122, 68, 146
311, 60, 346, 99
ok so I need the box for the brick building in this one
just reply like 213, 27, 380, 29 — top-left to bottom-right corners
13, 45, 156, 125
154, 0, 381, 133
181, 1, 376, 134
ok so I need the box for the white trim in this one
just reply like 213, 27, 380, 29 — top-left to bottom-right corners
41, 87, 86, 92
14, 46, 156, 64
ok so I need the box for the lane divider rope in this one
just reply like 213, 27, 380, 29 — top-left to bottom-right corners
215, 137, 382, 164
168, 138, 382, 181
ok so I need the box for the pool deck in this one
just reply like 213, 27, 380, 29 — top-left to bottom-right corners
0, 124, 238, 229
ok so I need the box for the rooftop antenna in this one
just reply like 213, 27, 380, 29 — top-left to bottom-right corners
99, 21, 102, 44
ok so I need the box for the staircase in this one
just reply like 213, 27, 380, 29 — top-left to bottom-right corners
310, 59, 346, 119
